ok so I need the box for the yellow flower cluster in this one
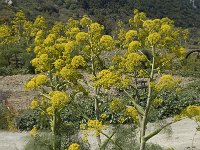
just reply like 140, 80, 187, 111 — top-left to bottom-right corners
29, 126, 37, 137
49, 91, 70, 108
31, 54, 49, 72
87, 119, 105, 136
50, 22, 63, 35
64, 41, 76, 55
124, 106, 139, 123
94, 69, 119, 89
80, 123, 86, 130
60, 65, 77, 80
0, 25, 10, 39
46, 107, 54, 116
25, 74, 48, 90
80, 15, 92, 27
76, 32, 89, 43
133, 10, 147, 27
65, 27, 80, 39
71, 55, 86, 68
101, 113, 108, 119
155, 75, 178, 91
30, 99, 39, 109
183, 106, 200, 120
161, 24, 172, 34
147, 32, 161, 45
34, 16, 46, 28
12, 10, 26, 23
119, 76, 132, 89
152, 98, 163, 108
128, 41, 141, 52
143, 20, 156, 30
89, 23, 104, 35
100, 35, 114, 50
43, 33, 56, 46
54, 59, 65, 70
119, 53, 145, 72
66, 18, 79, 29
173, 47, 186, 59
110, 98, 125, 112
67, 143, 80, 150
125, 30, 137, 42
32, 16, 46, 34
34, 30, 44, 45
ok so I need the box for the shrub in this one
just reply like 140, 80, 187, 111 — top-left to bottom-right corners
0, 103, 16, 130
16, 109, 50, 131
157, 79, 200, 118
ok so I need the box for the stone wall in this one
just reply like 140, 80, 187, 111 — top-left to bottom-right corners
0, 75, 38, 111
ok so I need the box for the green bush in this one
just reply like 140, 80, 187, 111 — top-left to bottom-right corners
0, 104, 16, 130
0, 66, 32, 76
16, 109, 50, 131
157, 79, 200, 118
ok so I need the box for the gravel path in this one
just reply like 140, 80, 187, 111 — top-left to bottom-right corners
149, 118, 200, 150
0, 131, 28, 150
0, 119, 199, 150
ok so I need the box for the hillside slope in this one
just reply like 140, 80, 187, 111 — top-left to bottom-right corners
1, 0, 200, 30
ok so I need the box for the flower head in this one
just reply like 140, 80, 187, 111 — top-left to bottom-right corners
67, 143, 80, 150
49, 91, 69, 108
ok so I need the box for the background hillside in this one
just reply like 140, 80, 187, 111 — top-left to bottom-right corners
1, 0, 200, 31
1, 0, 200, 76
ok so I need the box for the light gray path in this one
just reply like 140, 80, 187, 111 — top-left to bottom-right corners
0, 119, 200, 150
149, 118, 200, 150
0, 131, 28, 150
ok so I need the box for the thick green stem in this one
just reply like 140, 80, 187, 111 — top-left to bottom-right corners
144, 121, 174, 141
124, 90, 145, 116
51, 110, 62, 150
90, 47, 101, 147
100, 131, 116, 150
139, 46, 155, 150
52, 113, 56, 150
100, 131, 123, 150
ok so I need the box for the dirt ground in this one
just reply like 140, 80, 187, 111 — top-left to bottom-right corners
0, 118, 199, 150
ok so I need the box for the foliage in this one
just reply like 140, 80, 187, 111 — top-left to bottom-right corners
0, 104, 16, 130
157, 80, 200, 118
0, 10, 37, 75
1, 0, 200, 29
16, 109, 50, 131
179, 53, 200, 77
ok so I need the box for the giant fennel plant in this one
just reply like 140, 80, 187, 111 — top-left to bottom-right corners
24, 9, 190, 150
93, 10, 188, 150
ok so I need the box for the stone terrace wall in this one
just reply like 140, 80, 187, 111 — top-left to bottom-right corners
0, 75, 38, 111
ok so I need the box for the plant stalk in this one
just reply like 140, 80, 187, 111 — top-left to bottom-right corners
139, 46, 155, 150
